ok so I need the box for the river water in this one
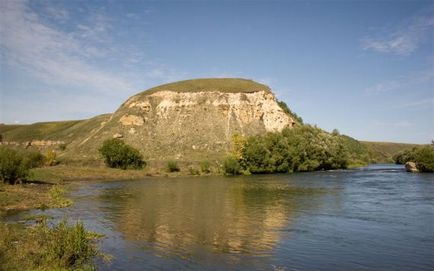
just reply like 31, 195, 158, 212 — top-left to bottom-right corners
5, 164, 434, 270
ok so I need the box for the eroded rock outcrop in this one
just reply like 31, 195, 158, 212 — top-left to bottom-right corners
69, 78, 297, 161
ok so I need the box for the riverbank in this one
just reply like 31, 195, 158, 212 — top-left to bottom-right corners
0, 179, 104, 270
29, 163, 218, 183
0, 182, 71, 216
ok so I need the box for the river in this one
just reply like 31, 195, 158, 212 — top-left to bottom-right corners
4, 164, 434, 270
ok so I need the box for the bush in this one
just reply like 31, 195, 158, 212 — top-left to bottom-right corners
167, 160, 180, 172
230, 125, 368, 175
0, 147, 30, 184
21, 149, 44, 168
99, 139, 145, 169
200, 160, 211, 173
414, 146, 434, 172
188, 166, 200, 175
393, 146, 434, 173
44, 150, 59, 166
223, 156, 241, 175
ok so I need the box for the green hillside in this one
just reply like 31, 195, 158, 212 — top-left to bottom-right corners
0, 114, 111, 144
361, 141, 422, 163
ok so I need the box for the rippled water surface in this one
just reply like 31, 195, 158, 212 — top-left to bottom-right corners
6, 164, 434, 270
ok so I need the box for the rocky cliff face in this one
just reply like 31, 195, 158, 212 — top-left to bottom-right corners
68, 79, 295, 161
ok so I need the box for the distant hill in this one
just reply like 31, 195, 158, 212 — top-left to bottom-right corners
361, 141, 422, 163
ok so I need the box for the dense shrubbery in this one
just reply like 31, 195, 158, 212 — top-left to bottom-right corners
0, 147, 45, 184
223, 156, 241, 175
227, 125, 370, 175
0, 147, 29, 184
394, 146, 434, 172
99, 139, 145, 169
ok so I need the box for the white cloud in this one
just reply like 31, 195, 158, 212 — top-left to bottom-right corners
0, 0, 133, 94
364, 70, 434, 95
361, 11, 433, 55
393, 98, 433, 109
373, 120, 414, 128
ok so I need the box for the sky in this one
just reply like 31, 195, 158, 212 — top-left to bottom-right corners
0, 0, 433, 144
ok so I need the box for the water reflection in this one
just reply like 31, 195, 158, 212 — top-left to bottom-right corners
98, 177, 326, 258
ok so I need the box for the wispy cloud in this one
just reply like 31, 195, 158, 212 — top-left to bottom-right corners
364, 70, 434, 95
393, 98, 433, 109
361, 10, 433, 55
373, 120, 414, 128
0, 0, 133, 93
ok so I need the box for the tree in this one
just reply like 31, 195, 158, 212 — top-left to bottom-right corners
99, 139, 145, 169
0, 147, 30, 184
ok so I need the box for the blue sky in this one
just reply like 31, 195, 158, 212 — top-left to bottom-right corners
0, 0, 432, 143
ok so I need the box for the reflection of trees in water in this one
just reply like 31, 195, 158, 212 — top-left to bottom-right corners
99, 178, 326, 257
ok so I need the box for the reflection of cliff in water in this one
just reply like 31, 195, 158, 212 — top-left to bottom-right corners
99, 177, 326, 257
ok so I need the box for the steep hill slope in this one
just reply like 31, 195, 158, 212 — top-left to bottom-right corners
64, 78, 296, 162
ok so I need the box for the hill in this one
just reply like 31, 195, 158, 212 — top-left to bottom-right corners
361, 141, 422, 163
0, 78, 421, 165
1, 78, 295, 163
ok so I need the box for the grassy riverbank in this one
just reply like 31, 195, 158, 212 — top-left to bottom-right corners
0, 182, 71, 216
0, 219, 102, 271
29, 162, 219, 183
1, 178, 105, 270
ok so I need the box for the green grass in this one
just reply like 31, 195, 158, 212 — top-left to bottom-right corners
0, 182, 72, 215
0, 219, 102, 270
0, 114, 111, 144
135, 78, 272, 97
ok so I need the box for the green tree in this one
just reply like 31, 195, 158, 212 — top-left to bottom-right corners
0, 147, 30, 184
414, 146, 434, 172
99, 139, 145, 169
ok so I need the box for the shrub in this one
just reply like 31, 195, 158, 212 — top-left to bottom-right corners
393, 146, 434, 173
200, 160, 211, 173
44, 150, 59, 166
414, 146, 434, 172
231, 125, 368, 175
21, 149, 44, 168
0, 147, 30, 184
223, 156, 241, 175
188, 166, 200, 175
167, 160, 180, 172
99, 139, 145, 169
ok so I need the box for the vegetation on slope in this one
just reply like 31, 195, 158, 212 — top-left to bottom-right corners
0, 114, 111, 144
393, 145, 434, 172
277, 100, 303, 124
136, 78, 272, 97
361, 141, 421, 163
